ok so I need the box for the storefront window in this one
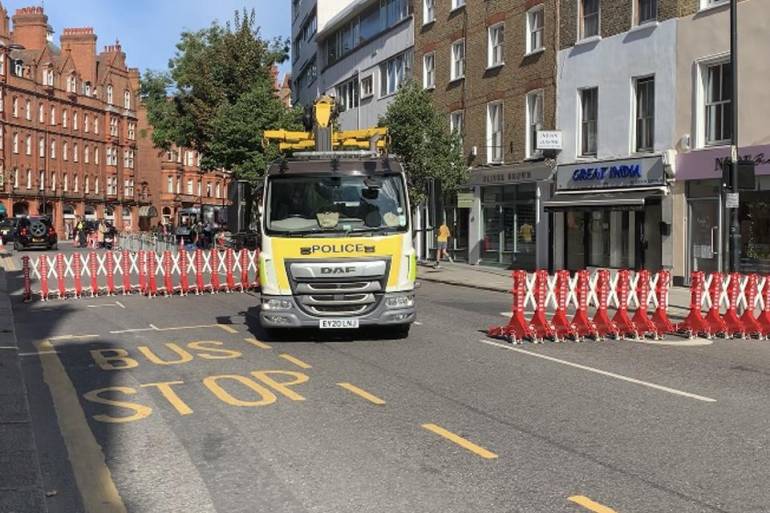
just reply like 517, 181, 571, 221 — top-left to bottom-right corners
480, 184, 537, 269
740, 190, 770, 274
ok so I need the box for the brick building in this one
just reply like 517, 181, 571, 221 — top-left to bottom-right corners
0, 3, 149, 237
414, 0, 558, 268
136, 104, 231, 230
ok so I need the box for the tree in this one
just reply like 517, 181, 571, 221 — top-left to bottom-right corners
140, 9, 302, 183
379, 81, 466, 206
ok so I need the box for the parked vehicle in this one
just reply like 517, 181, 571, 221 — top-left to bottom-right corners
0, 218, 18, 244
14, 217, 58, 251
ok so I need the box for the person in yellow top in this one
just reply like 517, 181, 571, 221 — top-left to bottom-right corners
435, 222, 453, 268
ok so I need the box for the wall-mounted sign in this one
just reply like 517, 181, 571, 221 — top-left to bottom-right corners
556, 156, 665, 191
469, 162, 552, 186
537, 130, 562, 150
456, 192, 474, 208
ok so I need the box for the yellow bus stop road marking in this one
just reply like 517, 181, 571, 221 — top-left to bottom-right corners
337, 382, 386, 405
421, 423, 498, 460
217, 324, 238, 334
569, 495, 619, 513
279, 353, 312, 369
244, 337, 272, 350
37, 340, 127, 513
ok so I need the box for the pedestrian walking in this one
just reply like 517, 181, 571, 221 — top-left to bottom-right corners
434, 221, 452, 268
97, 220, 106, 248
76, 218, 87, 248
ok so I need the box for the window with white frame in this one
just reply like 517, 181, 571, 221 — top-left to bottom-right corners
124, 90, 131, 109
26, 169, 31, 189
125, 179, 134, 199
84, 175, 90, 194
450, 110, 464, 148
636, 0, 657, 24
423, 52, 435, 89
423, 0, 435, 23
579, 87, 598, 156
167, 176, 174, 193
50, 106, 56, 125
50, 140, 56, 159
94, 116, 99, 134
25, 99, 31, 120
451, 39, 465, 80
38, 138, 44, 158
13, 168, 18, 188
106, 85, 113, 105
0, 54, 4, 75
187, 179, 193, 195
197, 179, 202, 196
216, 183, 221, 198
335, 77, 359, 111
25, 135, 31, 155
486, 102, 504, 164
380, 51, 412, 96
73, 174, 78, 192
51, 172, 56, 192
12, 133, 18, 154
84, 114, 89, 132
43, 68, 54, 86
527, 6, 545, 54
128, 122, 136, 140
73, 143, 79, 163
62, 109, 68, 128
634, 76, 655, 152
95, 147, 100, 165
704, 61, 732, 146
526, 90, 544, 158
39, 170, 44, 190
63, 142, 69, 161
73, 112, 79, 130
110, 117, 119, 136
452, 0, 465, 10
488, 24, 504, 67
63, 173, 68, 192
360, 75, 373, 98
67, 74, 77, 93
579, 0, 600, 39
84, 145, 89, 164
84, 81, 91, 96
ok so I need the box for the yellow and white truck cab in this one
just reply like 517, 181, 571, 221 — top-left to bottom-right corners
258, 153, 416, 336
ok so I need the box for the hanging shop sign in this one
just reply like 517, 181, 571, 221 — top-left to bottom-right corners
456, 192, 474, 208
536, 130, 562, 150
556, 156, 665, 191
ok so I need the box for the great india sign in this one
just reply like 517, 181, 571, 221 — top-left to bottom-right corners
556, 156, 665, 191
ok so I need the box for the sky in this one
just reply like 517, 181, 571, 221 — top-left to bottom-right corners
3, 0, 292, 76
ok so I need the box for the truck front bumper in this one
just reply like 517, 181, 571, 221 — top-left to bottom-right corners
259, 292, 416, 329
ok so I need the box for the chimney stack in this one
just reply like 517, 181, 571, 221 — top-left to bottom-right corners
11, 6, 48, 50
61, 27, 97, 85
0, 3, 10, 44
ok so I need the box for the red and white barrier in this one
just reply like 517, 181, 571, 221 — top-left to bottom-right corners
489, 268, 675, 343
22, 249, 260, 301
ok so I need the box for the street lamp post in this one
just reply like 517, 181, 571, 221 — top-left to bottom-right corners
727, 0, 740, 272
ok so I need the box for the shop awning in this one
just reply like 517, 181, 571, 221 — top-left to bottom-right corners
543, 189, 665, 211
138, 205, 158, 218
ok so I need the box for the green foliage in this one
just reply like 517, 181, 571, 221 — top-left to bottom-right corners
140, 9, 300, 183
379, 81, 466, 205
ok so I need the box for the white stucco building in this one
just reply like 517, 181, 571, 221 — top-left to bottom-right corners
549, 18, 679, 273
291, 0, 414, 130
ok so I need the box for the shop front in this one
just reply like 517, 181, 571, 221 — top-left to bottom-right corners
467, 163, 552, 270
679, 145, 770, 276
546, 156, 671, 272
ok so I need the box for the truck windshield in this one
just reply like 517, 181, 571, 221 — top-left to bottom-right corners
266, 174, 408, 236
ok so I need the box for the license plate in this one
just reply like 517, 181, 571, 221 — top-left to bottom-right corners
319, 318, 359, 329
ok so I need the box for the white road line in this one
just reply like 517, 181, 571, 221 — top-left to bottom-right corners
149, 323, 160, 331
478, 338, 717, 403
19, 351, 58, 357
0, 346, 18, 350
109, 328, 154, 334
49, 334, 99, 341
115, 301, 126, 309
87, 304, 117, 308
414, 321, 423, 326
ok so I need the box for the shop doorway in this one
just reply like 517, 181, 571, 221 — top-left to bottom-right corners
480, 184, 537, 270
443, 207, 469, 262
688, 198, 721, 275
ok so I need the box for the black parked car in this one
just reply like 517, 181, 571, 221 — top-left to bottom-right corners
14, 217, 58, 251
0, 218, 18, 244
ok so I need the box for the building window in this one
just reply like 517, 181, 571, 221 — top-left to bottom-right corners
25, 99, 31, 120
579, 0, 600, 39
106, 85, 113, 105
63, 173, 68, 192
73, 112, 79, 130
380, 50, 412, 96
167, 176, 174, 193
128, 122, 136, 140
526, 90, 545, 158
124, 90, 131, 109
94, 116, 99, 134
44, 68, 54, 86
50, 106, 56, 125
206, 182, 213, 197
12, 133, 18, 154
38, 104, 44, 123
73, 143, 79, 163
423, 0, 435, 23
450, 110, 464, 148
25, 135, 31, 155
73, 174, 78, 192
636, 0, 657, 24
95, 147, 100, 165
579, 87, 598, 156
85, 175, 90, 194
486, 102, 504, 164
634, 77, 655, 152
488, 24, 504, 68
39, 170, 45, 190
335, 77, 359, 111
527, 6, 545, 54
38, 138, 44, 158
94, 177, 99, 194
704, 61, 732, 146
360, 75, 374, 98
67, 74, 77, 93
452, 0, 465, 10
84, 145, 89, 164
110, 117, 119, 137
63, 142, 69, 161
12, 168, 18, 188
84, 114, 89, 133
216, 183, 221, 198
62, 109, 68, 128
423, 52, 435, 89
84, 81, 91, 96
50, 140, 56, 159
25, 169, 31, 189
451, 39, 465, 80
12, 97, 18, 117
187, 179, 193, 195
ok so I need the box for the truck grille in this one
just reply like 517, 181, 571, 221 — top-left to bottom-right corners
287, 259, 389, 317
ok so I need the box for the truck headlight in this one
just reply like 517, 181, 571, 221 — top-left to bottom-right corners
262, 298, 293, 311
385, 294, 414, 309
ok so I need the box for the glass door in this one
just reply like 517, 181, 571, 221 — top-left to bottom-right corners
482, 205, 502, 263
689, 198, 721, 275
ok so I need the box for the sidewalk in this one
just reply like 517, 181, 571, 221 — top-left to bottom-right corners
0, 258, 49, 512
417, 261, 692, 314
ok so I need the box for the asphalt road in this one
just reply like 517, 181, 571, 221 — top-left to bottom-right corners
3, 244, 770, 513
